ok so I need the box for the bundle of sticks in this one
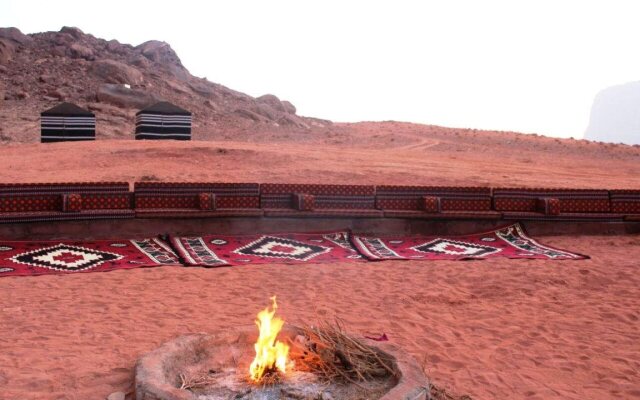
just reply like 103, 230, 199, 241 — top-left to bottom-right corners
290, 320, 399, 385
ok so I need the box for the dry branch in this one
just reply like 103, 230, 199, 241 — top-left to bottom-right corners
291, 319, 399, 386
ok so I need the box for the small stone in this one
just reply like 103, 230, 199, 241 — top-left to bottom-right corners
46, 88, 64, 100
14, 90, 28, 100
106, 391, 125, 400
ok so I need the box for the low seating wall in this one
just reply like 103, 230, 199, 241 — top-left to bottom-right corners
0, 182, 639, 223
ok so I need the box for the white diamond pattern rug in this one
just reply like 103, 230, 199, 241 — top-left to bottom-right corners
10, 244, 124, 272
233, 236, 331, 261
411, 239, 501, 257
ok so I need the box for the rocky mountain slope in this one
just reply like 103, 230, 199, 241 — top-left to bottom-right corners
0, 26, 327, 143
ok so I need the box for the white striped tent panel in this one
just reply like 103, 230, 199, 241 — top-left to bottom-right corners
41, 117, 96, 122
41, 136, 95, 140
135, 132, 191, 137
135, 115, 191, 120
42, 127, 96, 131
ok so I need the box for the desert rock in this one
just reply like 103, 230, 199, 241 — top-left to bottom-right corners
96, 84, 156, 109
257, 94, 286, 113
0, 27, 32, 45
281, 100, 296, 114
0, 38, 14, 64
135, 40, 188, 80
59, 26, 85, 40
69, 43, 95, 60
91, 59, 144, 85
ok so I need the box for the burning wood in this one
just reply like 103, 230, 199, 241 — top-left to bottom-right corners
249, 296, 290, 383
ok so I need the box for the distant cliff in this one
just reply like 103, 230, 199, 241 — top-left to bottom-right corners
584, 81, 640, 145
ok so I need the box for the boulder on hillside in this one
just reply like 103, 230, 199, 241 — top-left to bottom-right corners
250, 102, 280, 120
96, 84, 156, 109
0, 27, 32, 45
257, 94, 286, 113
257, 94, 297, 115
0, 38, 14, 64
59, 26, 85, 39
281, 100, 296, 115
106, 39, 128, 55
278, 113, 310, 129
69, 43, 95, 60
90, 59, 144, 85
135, 40, 188, 80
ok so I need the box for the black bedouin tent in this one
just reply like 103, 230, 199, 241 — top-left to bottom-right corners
40, 102, 96, 143
135, 101, 192, 140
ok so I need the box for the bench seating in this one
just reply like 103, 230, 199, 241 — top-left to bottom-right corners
261, 183, 382, 218
493, 188, 622, 221
134, 182, 262, 218
610, 190, 640, 220
376, 185, 501, 219
0, 182, 133, 223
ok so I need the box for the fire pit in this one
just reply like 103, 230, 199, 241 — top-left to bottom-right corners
135, 299, 428, 400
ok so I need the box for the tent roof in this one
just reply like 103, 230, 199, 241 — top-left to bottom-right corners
136, 101, 191, 116
41, 102, 94, 117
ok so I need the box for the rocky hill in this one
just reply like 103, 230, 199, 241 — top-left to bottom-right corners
0, 26, 328, 143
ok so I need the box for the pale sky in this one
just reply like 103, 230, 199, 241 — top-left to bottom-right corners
2, 0, 640, 138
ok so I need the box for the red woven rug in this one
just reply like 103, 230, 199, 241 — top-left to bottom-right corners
351, 223, 588, 261
171, 231, 363, 267
0, 238, 180, 277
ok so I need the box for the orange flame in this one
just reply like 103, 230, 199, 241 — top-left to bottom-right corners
249, 296, 290, 382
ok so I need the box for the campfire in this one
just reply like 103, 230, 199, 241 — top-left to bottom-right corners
135, 297, 428, 400
248, 296, 290, 383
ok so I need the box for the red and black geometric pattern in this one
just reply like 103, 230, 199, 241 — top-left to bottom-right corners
420, 196, 441, 213
261, 184, 381, 217
493, 188, 611, 213
0, 237, 180, 277
376, 186, 499, 219
351, 223, 587, 261
0, 182, 134, 223
536, 197, 561, 215
293, 193, 315, 211
62, 193, 82, 212
171, 231, 364, 267
134, 182, 261, 217
198, 192, 217, 210
610, 190, 640, 214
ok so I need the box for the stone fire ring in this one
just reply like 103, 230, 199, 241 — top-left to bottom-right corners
135, 325, 428, 400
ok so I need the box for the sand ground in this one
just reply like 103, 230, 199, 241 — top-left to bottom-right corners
1, 122, 639, 399
1, 234, 639, 399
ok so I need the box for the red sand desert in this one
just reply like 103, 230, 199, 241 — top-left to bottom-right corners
1, 27, 640, 400
0, 123, 639, 399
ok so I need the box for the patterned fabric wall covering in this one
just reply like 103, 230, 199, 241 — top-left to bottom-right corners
610, 190, 640, 213
0, 182, 130, 194
261, 184, 377, 209
0, 182, 133, 223
493, 188, 610, 213
133, 182, 262, 217
375, 185, 493, 212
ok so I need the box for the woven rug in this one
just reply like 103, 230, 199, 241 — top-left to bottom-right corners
351, 223, 588, 261
0, 238, 180, 277
171, 231, 364, 267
